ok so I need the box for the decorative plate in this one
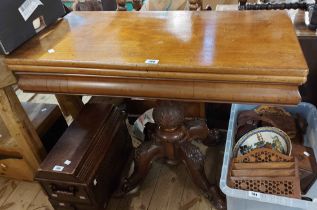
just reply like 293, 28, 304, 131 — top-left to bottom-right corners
233, 127, 292, 157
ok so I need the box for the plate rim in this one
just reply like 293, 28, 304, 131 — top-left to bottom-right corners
233, 126, 292, 157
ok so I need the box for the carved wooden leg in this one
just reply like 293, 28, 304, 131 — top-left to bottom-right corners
185, 119, 209, 141
120, 140, 164, 194
119, 100, 226, 209
179, 141, 226, 210
185, 119, 225, 146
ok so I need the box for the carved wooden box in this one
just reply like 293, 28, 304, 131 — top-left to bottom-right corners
229, 148, 301, 198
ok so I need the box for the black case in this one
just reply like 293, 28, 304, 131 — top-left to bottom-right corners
101, 0, 117, 11
0, 0, 66, 55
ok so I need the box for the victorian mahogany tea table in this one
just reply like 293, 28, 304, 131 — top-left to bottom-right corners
4, 11, 308, 210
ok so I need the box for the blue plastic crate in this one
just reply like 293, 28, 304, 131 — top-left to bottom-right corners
220, 103, 317, 210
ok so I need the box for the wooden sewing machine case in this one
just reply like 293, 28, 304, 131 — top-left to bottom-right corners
35, 100, 132, 210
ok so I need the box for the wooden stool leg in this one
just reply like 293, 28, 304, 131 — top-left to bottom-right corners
179, 141, 226, 210
55, 94, 84, 119
0, 86, 45, 171
119, 140, 164, 194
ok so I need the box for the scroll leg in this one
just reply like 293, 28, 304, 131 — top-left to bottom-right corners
119, 140, 164, 194
185, 119, 225, 146
179, 141, 226, 210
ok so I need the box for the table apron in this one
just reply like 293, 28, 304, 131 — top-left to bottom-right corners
15, 74, 301, 105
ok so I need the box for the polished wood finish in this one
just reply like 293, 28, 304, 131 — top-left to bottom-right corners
216, 5, 317, 106
16, 74, 301, 105
36, 101, 132, 209
5, 11, 307, 104
6, 12, 306, 79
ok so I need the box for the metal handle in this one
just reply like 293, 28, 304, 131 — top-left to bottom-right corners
50, 184, 76, 196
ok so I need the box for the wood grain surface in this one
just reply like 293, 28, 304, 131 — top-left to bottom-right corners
6, 11, 307, 79
16, 74, 302, 104
5, 11, 308, 104
0, 57, 16, 89
0, 87, 45, 172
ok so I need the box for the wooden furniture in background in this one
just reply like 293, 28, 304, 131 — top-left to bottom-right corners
117, 0, 206, 11
5, 11, 308, 209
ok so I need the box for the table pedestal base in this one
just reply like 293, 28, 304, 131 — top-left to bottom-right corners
120, 101, 226, 210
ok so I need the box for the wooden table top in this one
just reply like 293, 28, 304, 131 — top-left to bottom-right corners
5, 11, 308, 104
